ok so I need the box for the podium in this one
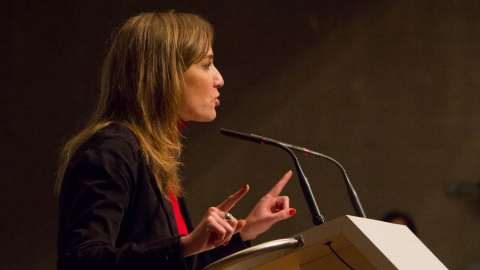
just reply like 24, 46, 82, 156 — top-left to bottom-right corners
203, 215, 447, 270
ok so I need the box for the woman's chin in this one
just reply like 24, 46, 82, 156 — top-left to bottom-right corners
190, 114, 217, 123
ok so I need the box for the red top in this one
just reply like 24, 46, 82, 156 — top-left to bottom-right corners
169, 120, 189, 236
168, 189, 189, 236
177, 120, 188, 133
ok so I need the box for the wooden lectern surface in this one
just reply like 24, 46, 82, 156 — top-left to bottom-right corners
203, 215, 448, 270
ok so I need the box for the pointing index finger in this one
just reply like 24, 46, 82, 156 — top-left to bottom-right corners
217, 184, 250, 212
268, 170, 293, 196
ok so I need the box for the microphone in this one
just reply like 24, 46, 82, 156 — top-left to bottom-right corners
221, 128, 326, 226
221, 128, 367, 224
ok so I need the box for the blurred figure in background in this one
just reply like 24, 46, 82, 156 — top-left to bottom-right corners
381, 210, 417, 235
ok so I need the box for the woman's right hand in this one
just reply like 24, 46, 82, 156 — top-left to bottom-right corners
180, 184, 250, 257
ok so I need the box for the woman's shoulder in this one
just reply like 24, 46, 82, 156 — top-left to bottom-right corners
61, 122, 146, 201
90, 122, 139, 147
75, 122, 142, 162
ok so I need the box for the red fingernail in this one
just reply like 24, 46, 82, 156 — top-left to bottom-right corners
242, 184, 248, 190
289, 209, 296, 216
223, 241, 229, 246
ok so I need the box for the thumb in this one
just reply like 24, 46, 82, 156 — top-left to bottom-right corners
235, 219, 247, 234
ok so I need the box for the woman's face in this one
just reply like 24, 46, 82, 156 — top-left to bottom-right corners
180, 47, 224, 122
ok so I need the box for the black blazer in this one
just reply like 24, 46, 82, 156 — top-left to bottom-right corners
57, 123, 247, 270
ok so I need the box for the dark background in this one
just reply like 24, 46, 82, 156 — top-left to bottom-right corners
3, 0, 480, 269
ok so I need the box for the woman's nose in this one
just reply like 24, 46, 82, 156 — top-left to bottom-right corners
214, 67, 224, 88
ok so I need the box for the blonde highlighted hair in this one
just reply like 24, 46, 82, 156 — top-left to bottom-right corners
56, 12, 214, 197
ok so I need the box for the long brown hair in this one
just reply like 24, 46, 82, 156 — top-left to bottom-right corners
56, 12, 213, 197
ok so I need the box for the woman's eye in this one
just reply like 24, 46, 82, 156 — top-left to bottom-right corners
204, 62, 212, 69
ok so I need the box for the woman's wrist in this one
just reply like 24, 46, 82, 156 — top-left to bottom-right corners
180, 235, 195, 257
239, 228, 256, 242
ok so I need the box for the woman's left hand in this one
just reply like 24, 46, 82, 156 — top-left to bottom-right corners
239, 170, 296, 241
180, 185, 249, 257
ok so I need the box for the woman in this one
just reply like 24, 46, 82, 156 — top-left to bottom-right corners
56, 12, 296, 269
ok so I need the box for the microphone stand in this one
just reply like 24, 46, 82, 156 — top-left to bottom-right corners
221, 128, 367, 225
285, 147, 366, 218
221, 129, 326, 226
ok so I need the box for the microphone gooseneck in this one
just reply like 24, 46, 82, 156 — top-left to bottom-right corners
221, 128, 367, 223
221, 128, 326, 226
275, 143, 367, 218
